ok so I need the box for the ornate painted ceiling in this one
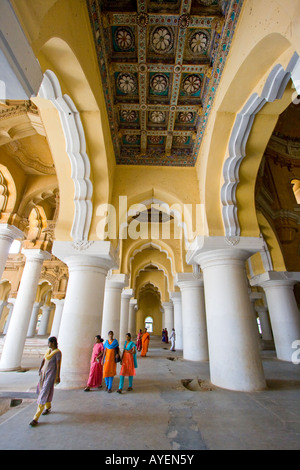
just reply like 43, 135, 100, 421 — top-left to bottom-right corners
87, 0, 243, 166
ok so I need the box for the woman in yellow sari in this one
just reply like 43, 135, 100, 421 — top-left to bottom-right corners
141, 328, 150, 357
30, 337, 62, 426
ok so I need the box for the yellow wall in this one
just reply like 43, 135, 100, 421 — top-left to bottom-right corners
136, 292, 162, 336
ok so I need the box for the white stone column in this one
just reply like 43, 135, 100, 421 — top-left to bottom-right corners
52, 241, 118, 389
37, 304, 52, 335
261, 277, 300, 362
3, 298, 15, 334
27, 301, 42, 337
119, 288, 134, 344
50, 298, 65, 338
101, 273, 128, 342
176, 273, 208, 361
0, 249, 51, 371
191, 238, 266, 392
256, 305, 273, 342
170, 291, 183, 350
128, 299, 137, 338
249, 292, 262, 344
162, 301, 174, 334
0, 300, 7, 332
0, 224, 23, 280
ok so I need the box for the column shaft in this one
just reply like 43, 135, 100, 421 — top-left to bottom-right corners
119, 289, 134, 344
162, 301, 174, 334
101, 274, 128, 341
0, 249, 50, 371
52, 240, 118, 389
27, 302, 42, 337
170, 292, 183, 350
198, 249, 266, 392
38, 305, 52, 335
0, 224, 23, 280
50, 299, 65, 338
177, 273, 208, 361
262, 280, 300, 361
128, 299, 137, 338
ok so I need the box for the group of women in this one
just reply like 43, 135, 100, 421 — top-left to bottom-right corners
84, 330, 138, 394
30, 328, 151, 426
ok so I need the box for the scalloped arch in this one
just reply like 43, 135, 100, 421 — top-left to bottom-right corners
221, 52, 300, 237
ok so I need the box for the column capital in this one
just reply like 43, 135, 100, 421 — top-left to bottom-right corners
186, 236, 264, 268
250, 270, 300, 288
176, 272, 204, 288
121, 288, 134, 299
130, 298, 138, 306
249, 291, 263, 301
0, 224, 24, 242
255, 305, 268, 313
22, 248, 51, 263
106, 273, 129, 290
170, 291, 181, 304
52, 240, 119, 273
51, 298, 65, 306
162, 301, 173, 309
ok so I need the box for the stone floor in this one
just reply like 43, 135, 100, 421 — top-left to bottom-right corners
0, 335, 300, 451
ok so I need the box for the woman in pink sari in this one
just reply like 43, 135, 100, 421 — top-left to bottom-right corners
84, 335, 104, 391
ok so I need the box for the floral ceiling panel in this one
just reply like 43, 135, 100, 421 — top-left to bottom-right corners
87, 0, 243, 166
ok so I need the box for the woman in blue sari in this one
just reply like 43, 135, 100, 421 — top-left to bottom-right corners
117, 333, 137, 394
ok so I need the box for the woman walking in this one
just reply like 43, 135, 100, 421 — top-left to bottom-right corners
29, 336, 62, 426
84, 335, 104, 391
136, 329, 142, 352
103, 331, 119, 393
117, 333, 137, 393
169, 328, 176, 351
141, 328, 150, 357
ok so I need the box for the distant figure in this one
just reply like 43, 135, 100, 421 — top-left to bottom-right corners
117, 333, 137, 393
136, 329, 142, 352
165, 328, 169, 344
170, 328, 176, 351
103, 331, 119, 393
162, 328, 166, 342
84, 335, 104, 391
29, 336, 62, 427
141, 328, 150, 357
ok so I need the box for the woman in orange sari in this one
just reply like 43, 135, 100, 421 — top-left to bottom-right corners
141, 328, 150, 357
117, 333, 137, 393
103, 331, 119, 393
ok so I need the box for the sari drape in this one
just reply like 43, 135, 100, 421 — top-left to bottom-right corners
141, 332, 150, 357
136, 333, 142, 352
37, 348, 62, 405
87, 342, 104, 387
120, 341, 137, 376
103, 339, 119, 378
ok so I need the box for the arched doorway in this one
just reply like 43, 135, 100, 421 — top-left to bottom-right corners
145, 316, 153, 333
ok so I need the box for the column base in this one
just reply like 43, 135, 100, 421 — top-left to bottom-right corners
0, 366, 22, 372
